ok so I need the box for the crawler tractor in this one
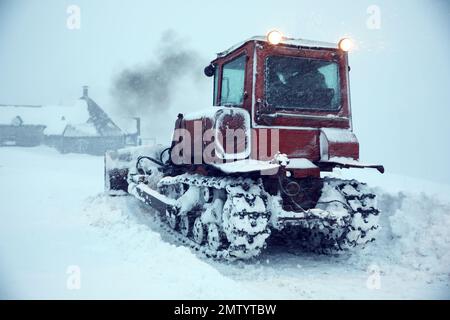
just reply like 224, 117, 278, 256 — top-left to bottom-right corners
105, 31, 384, 260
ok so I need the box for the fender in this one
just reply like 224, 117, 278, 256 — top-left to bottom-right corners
319, 127, 359, 160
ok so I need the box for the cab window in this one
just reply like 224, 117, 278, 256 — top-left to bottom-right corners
220, 55, 246, 106
265, 55, 341, 111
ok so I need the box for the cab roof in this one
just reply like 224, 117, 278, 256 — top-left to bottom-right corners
217, 36, 338, 58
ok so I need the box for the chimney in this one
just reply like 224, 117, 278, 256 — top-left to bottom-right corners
134, 117, 141, 136
82, 85, 89, 98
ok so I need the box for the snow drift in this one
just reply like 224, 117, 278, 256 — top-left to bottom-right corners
0, 147, 449, 299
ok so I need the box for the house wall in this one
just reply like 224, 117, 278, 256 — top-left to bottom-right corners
0, 126, 131, 154
0, 125, 45, 146
45, 135, 63, 149
59, 136, 126, 155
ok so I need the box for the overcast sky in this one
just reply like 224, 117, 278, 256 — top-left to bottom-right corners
0, 0, 449, 184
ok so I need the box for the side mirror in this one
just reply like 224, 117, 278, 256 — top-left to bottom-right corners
204, 64, 215, 77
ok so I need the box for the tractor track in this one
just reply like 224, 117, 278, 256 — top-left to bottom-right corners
131, 173, 271, 261
129, 172, 379, 260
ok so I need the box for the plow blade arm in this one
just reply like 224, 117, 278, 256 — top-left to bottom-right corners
318, 157, 384, 173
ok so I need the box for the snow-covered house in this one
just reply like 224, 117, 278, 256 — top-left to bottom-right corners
0, 87, 140, 155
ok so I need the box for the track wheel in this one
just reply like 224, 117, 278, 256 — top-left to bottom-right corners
202, 187, 213, 203
166, 207, 179, 230
179, 215, 191, 237
207, 223, 223, 251
193, 217, 206, 244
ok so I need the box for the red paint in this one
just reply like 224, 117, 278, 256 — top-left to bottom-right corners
328, 142, 359, 160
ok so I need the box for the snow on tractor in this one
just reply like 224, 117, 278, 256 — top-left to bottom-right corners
105, 31, 384, 260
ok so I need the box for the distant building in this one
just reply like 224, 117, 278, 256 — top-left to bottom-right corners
0, 86, 140, 155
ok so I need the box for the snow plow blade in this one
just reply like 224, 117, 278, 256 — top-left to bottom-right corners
104, 145, 165, 195
104, 150, 129, 195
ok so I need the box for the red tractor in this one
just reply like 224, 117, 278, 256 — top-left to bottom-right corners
105, 31, 384, 260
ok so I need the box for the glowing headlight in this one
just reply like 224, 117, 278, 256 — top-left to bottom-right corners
267, 30, 283, 45
338, 38, 354, 52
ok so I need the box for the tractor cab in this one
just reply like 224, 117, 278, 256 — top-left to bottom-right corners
197, 31, 384, 175
205, 31, 353, 130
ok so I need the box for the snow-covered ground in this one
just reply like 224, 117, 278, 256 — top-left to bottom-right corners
0, 147, 449, 299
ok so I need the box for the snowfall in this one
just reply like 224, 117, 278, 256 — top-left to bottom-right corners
0, 146, 449, 299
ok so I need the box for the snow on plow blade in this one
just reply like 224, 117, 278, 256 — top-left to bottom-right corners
104, 145, 165, 196
104, 150, 130, 195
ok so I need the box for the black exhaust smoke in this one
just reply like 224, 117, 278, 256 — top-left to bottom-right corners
110, 30, 206, 137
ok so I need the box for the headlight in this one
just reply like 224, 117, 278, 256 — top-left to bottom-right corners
338, 38, 354, 52
267, 30, 283, 45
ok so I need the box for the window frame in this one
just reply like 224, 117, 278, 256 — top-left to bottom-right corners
213, 64, 219, 106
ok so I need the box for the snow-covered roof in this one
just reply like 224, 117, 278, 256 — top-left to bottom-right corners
82, 96, 123, 137
114, 117, 139, 135
217, 36, 338, 57
0, 100, 91, 135
0, 88, 131, 137
63, 123, 99, 137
